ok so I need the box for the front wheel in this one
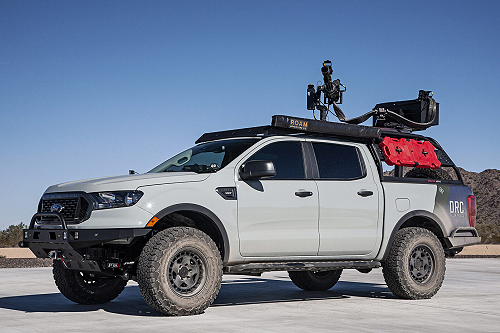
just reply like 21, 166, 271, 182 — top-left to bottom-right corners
288, 270, 342, 291
53, 260, 127, 304
382, 227, 445, 299
137, 227, 222, 316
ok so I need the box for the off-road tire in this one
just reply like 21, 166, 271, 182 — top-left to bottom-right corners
288, 270, 342, 291
53, 260, 127, 304
405, 168, 452, 180
137, 227, 222, 316
382, 227, 445, 299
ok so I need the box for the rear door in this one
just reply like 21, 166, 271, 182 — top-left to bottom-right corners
310, 140, 381, 256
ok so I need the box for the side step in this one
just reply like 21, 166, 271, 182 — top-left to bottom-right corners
224, 261, 381, 274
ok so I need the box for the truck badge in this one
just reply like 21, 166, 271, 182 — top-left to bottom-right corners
50, 204, 64, 213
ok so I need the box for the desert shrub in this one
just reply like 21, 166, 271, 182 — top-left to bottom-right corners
0, 223, 26, 248
476, 223, 500, 244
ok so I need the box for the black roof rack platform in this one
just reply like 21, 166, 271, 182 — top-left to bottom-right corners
196, 126, 272, 144
196, 115, 381, 144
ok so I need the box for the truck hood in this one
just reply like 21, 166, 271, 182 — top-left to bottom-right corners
45, 172, 210, 193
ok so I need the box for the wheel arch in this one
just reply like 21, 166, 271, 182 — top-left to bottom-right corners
381, 210, 447, 261
148, 203, 230, 264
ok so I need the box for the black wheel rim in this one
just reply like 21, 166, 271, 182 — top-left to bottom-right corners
167, 247, 207, 297
409, 244, 435, 285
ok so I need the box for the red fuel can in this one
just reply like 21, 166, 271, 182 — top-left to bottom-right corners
412, 140, 441, 169
379, 137, 441, 169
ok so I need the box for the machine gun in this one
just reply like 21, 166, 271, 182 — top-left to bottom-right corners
307, 60, 439, 131
307, 60, 346, 121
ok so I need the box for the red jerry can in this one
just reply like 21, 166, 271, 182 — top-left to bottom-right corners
379, 137, 416, 167
412, 140, 441, 169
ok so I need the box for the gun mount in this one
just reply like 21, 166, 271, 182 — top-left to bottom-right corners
307, 60, 439, 131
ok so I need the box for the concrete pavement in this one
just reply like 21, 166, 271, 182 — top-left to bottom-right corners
0, 258, 499, 333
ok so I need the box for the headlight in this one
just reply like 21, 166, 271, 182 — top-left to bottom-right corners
89, 191, 143, 210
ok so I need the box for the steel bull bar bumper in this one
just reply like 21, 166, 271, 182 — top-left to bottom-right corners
21, 212, 151, 274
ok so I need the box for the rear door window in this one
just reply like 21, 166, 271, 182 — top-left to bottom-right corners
312, 142, 365, 180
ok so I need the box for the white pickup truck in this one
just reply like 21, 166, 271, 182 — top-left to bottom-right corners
23, 115, 480, 316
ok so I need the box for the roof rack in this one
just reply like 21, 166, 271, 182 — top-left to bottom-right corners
195, 126, 278, 144
196, 115, 382, 144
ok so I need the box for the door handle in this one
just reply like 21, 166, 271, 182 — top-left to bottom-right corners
295, 191, 313, 197
357, 190, 374, 197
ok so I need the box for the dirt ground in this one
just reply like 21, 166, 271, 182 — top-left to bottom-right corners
457, 244, 500, 255
0, 248, 36, 258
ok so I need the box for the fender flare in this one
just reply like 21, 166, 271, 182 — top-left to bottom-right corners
381, 210, 447, 261
151, 203, 230, 264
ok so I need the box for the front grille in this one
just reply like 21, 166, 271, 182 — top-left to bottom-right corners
39, 193, 91, 224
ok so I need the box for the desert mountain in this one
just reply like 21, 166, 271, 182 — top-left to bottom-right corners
459, 168, 500, 226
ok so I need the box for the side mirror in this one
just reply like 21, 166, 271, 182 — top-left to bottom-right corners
239, 160, 276, 180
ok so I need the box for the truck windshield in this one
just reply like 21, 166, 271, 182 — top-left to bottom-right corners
148, 138, 259, 174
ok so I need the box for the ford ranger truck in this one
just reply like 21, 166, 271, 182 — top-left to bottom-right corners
22, 115, 481, 316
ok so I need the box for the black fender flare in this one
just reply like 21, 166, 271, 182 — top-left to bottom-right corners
381, 210, 447, 261
150, 203, 230, 264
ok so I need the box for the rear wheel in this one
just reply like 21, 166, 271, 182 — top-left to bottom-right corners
288, 270, 342, 291
382, 227, 445, 299
53, 260, 127, 304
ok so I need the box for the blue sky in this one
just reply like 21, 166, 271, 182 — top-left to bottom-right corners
1, 0, 499, 229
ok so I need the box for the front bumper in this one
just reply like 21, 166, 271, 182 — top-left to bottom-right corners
22, 212, 151, 274
444, 227, 481, 249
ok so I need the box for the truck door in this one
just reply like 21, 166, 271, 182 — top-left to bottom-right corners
236, 139, 319, 257
310, 141, 381, 257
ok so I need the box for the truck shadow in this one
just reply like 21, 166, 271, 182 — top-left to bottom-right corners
0, 277, 394, 317
213, 276, 395, 307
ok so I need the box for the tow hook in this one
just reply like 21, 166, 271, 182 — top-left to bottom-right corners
48, 250, 69, 268
48, 250, 60, 260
